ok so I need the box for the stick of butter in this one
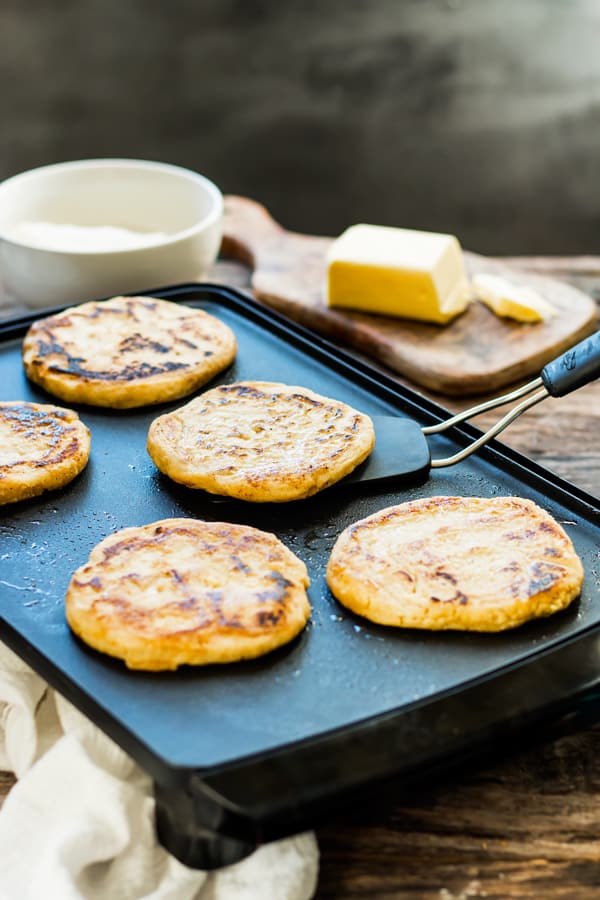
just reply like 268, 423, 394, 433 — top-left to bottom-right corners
472, 273, 557, 323
326, 223, 471, 324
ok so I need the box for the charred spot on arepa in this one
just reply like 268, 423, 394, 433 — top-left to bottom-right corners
504, 528, 538, 541
526, 560, 566, 597
119, 334, 171, 354
433, 569, 458, 585
539, 520, 560, 535
430, 591, 469, 605
256, 608, 285, 627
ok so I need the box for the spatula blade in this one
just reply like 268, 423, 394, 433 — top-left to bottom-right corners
339, 415, 431, 488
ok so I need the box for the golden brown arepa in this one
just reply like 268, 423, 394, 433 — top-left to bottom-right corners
22, 295, 236, 408
66, 518, 311, 670
0, 401, 90, 505
326, 495, 584, 631
147, 381, 375, 502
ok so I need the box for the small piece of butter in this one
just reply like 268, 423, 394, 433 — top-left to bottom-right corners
472, 273, 557, 323
326, 223, 471, 324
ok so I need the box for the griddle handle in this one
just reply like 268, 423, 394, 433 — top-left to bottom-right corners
541, 331, 600, 397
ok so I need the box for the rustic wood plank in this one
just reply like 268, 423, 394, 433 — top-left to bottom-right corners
315, 725, 600, 899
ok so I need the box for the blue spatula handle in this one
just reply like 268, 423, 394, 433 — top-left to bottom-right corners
541, 331, 600, 397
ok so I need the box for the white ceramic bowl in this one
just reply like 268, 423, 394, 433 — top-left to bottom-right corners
0, 159, 223, 308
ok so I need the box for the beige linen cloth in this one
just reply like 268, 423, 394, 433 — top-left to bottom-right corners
0, 643, 319, 900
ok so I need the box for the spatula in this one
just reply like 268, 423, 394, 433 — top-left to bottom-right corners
341, 331, 600, 488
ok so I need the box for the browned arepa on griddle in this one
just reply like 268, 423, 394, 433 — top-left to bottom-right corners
22, 295, 237, 408
65, 518, 311, 670
326, 495, 584, 631
146, 380, 375, 502
0, 400, 90, 505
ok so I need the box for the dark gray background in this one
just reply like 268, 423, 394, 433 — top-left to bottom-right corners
2, 0, 599, 254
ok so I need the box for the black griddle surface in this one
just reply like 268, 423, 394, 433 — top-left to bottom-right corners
1, 285, 599, 781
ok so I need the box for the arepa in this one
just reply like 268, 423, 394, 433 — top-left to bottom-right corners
22, 295, 236, 408
326, 495, 584, 631
0, 401, 90, 505
66, 518, 311, 670
147, 381, 375, 502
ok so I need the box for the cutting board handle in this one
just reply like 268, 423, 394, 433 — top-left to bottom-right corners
221, 196, 285, 270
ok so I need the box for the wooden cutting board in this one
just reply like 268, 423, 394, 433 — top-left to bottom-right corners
221, 196, 599, 396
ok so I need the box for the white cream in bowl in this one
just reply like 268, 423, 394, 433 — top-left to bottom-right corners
0, 159, 223, 308
5, 222, 171, 252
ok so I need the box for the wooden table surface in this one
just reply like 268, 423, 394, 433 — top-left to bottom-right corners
1, 257, 599, 899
